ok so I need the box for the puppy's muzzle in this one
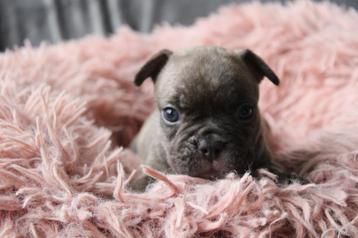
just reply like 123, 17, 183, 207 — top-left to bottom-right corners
197, 133, 227, 161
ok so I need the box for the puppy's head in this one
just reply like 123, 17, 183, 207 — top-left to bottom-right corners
134, 46, 279, 179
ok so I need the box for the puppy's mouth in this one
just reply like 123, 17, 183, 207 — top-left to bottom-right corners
197, 168, 219, 179
195, 160, 227, 179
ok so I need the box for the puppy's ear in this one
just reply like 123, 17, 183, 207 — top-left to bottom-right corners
134, 49, 173, 86
235, 49, 280, 86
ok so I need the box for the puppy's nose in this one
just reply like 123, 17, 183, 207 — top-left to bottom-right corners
198, 134, 226, 159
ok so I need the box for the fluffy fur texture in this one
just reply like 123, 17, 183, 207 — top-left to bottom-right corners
0, 1, 358, 237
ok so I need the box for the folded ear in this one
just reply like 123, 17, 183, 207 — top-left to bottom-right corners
134, 49, 173, 86
235, 49, 280, 86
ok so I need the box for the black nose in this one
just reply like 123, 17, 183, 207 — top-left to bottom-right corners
198, 134, 226, 159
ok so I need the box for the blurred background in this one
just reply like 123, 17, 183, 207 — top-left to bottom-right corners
0, 0, 357, 52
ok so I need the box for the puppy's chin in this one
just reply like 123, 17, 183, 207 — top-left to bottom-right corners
167, 147, 247, 180
195, 159, 229, 179
167, 152, 212, 177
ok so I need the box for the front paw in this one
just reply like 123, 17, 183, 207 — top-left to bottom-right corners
264, 164, 308, 185
276, 172, 308, 185
128, 175, 155, 192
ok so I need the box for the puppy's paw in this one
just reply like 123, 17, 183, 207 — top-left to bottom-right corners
276, 172, 309, 185
263, 163, 309, 185
128, 175, 155, 192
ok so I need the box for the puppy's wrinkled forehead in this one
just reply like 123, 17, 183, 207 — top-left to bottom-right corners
155, 47, 259, 109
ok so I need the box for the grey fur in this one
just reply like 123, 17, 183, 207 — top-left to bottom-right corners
131, 46, 299, 191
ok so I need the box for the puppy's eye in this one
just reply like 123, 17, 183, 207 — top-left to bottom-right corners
238, 103, 255, 120
162, 106, 180, 124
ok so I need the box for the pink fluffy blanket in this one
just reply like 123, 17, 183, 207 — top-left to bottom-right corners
0, 1, 358, 237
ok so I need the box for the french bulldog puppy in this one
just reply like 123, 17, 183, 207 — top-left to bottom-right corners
130, 46, 298, 190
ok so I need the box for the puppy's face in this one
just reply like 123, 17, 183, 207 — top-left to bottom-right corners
135, 46, 279, 179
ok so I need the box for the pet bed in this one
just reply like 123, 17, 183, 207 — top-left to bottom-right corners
0, 1, 358, 237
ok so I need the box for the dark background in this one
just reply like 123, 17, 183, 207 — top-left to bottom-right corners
0, 0, 357, 51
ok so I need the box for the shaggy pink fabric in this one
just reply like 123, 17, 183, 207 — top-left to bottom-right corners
0, 1, 358, 237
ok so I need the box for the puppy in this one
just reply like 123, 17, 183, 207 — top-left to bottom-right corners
131, 46, 298, 190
